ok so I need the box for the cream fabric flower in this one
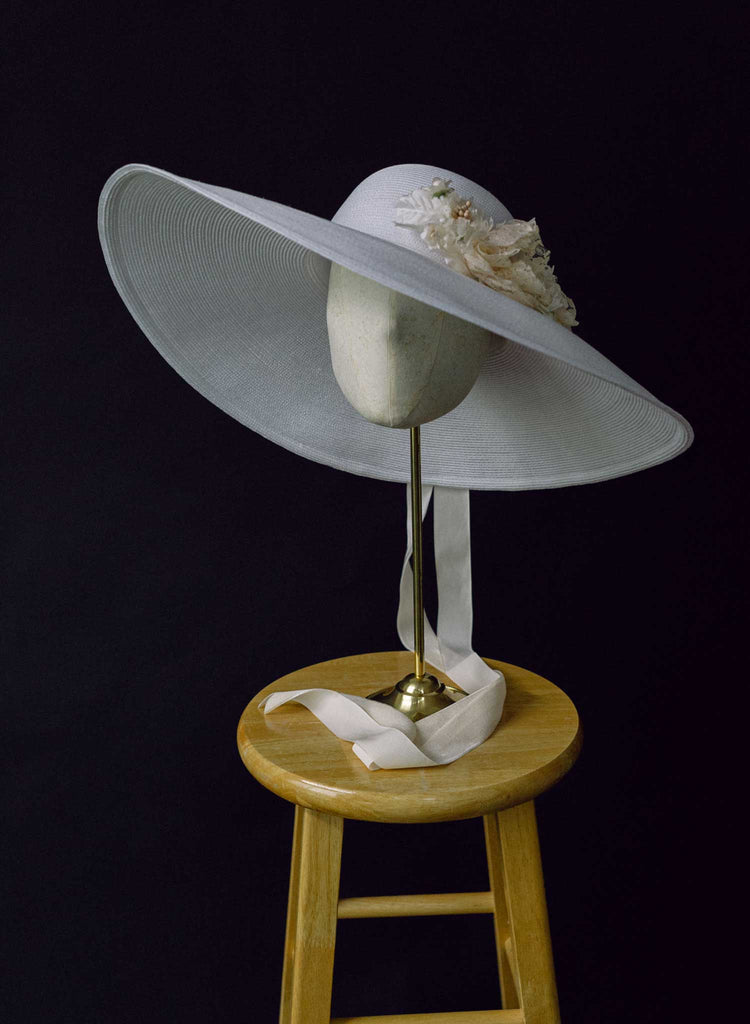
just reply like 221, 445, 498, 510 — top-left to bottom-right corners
395, 178, 578, 328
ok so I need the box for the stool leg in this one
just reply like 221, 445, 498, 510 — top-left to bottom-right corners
483, 813, 520, 1009
279, 806, 343, 1024
279, 806, 305, 1024
496, 800, 560, 1024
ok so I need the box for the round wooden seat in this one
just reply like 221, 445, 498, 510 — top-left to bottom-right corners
237, 651, 581, 823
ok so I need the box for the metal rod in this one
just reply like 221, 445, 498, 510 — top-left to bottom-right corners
410, 425, 424, 680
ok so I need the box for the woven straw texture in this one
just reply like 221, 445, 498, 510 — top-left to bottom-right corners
98, 162, 692, 489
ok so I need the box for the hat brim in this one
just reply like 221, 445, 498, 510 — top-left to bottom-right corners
98, 163, 692, 490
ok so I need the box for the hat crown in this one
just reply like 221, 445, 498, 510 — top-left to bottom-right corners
331, 164, 512, 260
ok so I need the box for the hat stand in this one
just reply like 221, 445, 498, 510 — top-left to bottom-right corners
367, 425, 465, 721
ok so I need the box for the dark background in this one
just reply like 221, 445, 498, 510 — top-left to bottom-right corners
4, 2, 745, 1021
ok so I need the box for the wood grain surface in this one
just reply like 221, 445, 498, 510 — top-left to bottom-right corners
237, 652, 581, 823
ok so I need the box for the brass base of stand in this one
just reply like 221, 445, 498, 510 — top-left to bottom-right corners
367, 672, 466, 722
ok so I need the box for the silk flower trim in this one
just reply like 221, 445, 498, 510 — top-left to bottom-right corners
395, 178, 578, 328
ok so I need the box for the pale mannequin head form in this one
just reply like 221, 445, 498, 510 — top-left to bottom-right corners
326, 263, 494, 428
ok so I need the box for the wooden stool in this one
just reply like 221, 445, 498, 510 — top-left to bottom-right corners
237, 652, 581, 1024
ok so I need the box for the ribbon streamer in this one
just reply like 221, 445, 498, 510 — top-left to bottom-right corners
261, 487, 506, 770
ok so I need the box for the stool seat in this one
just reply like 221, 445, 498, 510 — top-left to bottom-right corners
237, 651, 581, 823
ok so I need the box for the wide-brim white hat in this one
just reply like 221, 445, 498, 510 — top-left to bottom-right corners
98, 162, 692, 490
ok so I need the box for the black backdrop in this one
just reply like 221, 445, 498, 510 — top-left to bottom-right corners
4, 3, 745, 1022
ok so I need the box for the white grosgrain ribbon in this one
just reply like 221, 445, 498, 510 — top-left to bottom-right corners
259, 487, 506, 770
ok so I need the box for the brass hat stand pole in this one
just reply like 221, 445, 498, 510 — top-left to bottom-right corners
367, 425, 465, 721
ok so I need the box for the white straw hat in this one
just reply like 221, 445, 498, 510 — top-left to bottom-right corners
98, 162, 693, 771
98, 162, 692, 491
